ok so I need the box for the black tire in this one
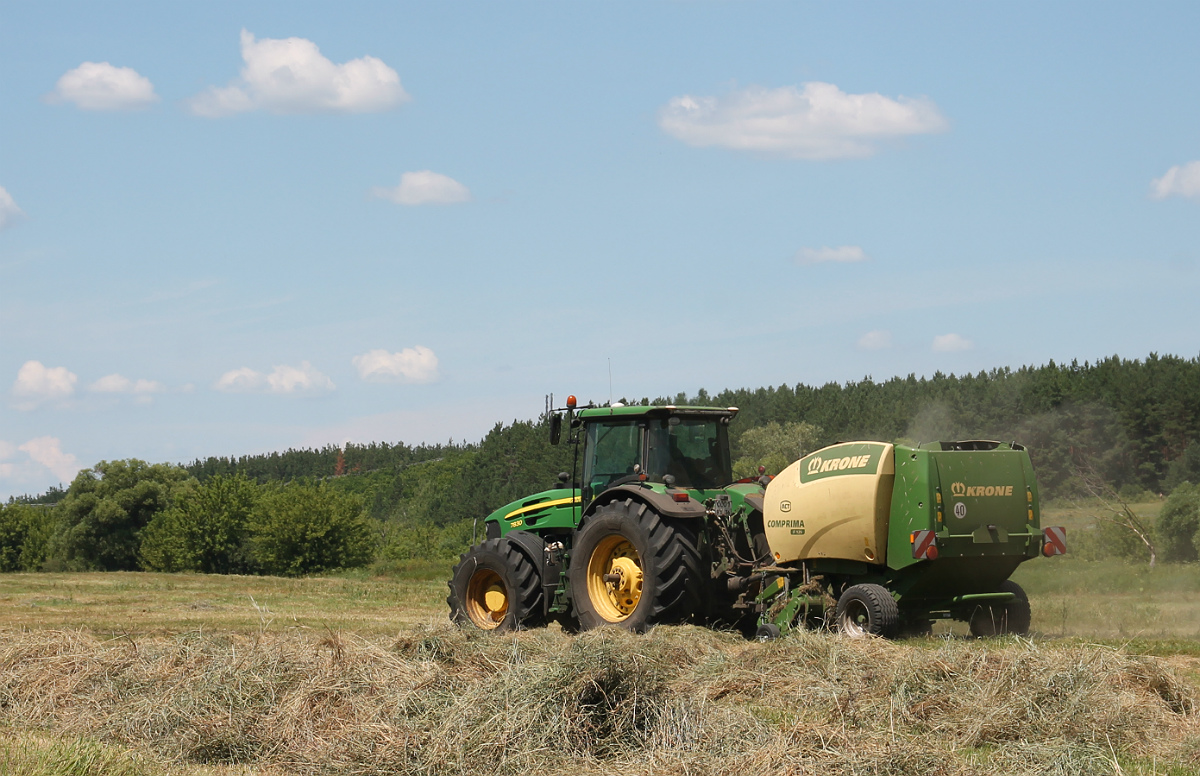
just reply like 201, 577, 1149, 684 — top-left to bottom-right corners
968, 580, 1031, 637
447, 537, 545, 632
568, 498, 703, 633
755, 623, 781, 642
834, 584, 900, 638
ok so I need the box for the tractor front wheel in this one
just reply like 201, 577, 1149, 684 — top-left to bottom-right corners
968, 580, 1031, 637
834, 584, 900, 638
447, 537, 544, 632
568, 498, 703, 633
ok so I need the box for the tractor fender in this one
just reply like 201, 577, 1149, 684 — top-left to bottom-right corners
587, 484, 707, 520
742, 493, 765, 514
505, 529, 546, 565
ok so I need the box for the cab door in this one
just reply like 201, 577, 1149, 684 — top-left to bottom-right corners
581, 420, 645, 507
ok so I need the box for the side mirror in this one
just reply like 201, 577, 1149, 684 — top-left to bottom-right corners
549, 413, 563, 445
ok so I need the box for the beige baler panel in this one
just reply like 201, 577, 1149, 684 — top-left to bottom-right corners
762, 442, 895, 565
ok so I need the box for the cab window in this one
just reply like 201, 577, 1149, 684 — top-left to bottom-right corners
646, 417, 731, 490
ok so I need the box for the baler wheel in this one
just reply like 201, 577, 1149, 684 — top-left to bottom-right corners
569, 498, 703, 632
447, 537, 545, 632
834, 584, 899, 638
968, 580, 1031, 637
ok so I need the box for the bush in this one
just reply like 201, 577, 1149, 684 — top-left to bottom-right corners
250, 482, 372, 576
1158, 484, 1200, 563
140, 474, 261, 574
0, 502, 53, 571
47, 460, 193, 571
379, 519, 475, 563
1118, 483, 1156, 503
1070, 517, 1152, 562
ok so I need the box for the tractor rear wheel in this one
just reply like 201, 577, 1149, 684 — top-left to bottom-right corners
447, 537, 544, 632
569, 498, 703, 633
968, 580, 1031, 637
834, 584, 899, 638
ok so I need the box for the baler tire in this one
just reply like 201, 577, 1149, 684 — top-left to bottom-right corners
569, 498, 703, 633
834, 584, 900, 638
447, 537, 545, 632
968, 580, 1031, 637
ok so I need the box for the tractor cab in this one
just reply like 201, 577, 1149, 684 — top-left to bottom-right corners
571, 404, 737, 505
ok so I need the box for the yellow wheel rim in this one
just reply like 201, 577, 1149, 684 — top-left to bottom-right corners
464, 568, 508, 629
586, 535, 644, 622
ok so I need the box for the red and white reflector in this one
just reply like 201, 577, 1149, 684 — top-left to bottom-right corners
1043, 526, 1067, 556
911, 530, 938, 560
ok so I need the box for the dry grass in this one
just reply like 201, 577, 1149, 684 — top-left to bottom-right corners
2, 519, 1199, 774
1, 624, 1198, 775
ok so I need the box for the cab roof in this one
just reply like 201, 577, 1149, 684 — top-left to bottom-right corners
576, 404, 739, 420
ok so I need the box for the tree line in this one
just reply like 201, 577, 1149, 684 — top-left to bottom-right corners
3, 353, 1199, 575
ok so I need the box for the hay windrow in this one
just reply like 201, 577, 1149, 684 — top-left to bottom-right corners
1, 625, 1197, 775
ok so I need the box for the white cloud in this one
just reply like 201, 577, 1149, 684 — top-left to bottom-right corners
794, 245, 869, 265
214, 361, 335, 394
659, 82, 947, 160
12, 361, 77, 410
47, 62, 158, 111
89, 374, 166, 403
267, 362, 335, 394
0, 186, 26, 231
18, 436, 81, 483
932, 333, 973, 352
1151, 161, 1200, 201
353, 346, 439, 383
371, 171, 472, 206
189, 29, 409, 117
214, 367, 263, 393
857, 330, 893, 350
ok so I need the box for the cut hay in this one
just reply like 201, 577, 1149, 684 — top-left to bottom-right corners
1, 625, 1197, 775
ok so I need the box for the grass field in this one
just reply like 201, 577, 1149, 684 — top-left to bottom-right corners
0, 569, 451, 637
2, 501, 1199, 775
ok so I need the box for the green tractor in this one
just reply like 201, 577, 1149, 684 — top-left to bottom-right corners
447, 398, 1066, 638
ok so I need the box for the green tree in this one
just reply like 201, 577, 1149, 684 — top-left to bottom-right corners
1157, 483, 1200, 563
48, 460, 193, 571
732, 421, 822, 478
140, 473, 261, 573
1163, 443, 1200, 492
0, 502, 54, 571
250, 482, 372, 576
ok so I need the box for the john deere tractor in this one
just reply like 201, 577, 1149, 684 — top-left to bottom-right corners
447, 398, 1066, 638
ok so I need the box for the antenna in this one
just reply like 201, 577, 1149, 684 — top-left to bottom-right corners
608, 358, 613, 406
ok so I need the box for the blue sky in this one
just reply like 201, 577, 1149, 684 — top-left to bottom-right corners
2, 2, 1198, 498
